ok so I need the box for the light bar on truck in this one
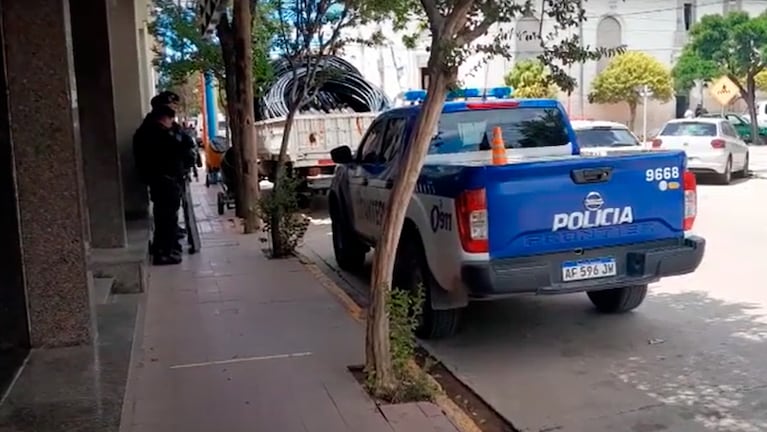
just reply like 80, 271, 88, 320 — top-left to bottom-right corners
402, 86, 515, 105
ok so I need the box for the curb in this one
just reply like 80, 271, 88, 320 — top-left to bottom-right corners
294, 251, 483, 432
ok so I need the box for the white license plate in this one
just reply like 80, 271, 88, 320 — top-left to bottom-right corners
561, 257, 617, 282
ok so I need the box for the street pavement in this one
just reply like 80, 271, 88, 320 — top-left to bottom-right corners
299, 147, 767, 431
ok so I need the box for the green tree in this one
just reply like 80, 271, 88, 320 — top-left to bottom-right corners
672, 46, 720, 93
680, 11, 767, 145
589, 51, 673, 130
150, 0, 275, 229
362, 0, 622, 395
755, 70, 767, 92
504, 59, 558, 98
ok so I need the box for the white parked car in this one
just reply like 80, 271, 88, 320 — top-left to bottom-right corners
651, 118, 749, 184
571, 120, 645, 155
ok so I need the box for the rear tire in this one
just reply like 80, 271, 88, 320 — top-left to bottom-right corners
587, 285, 648, 313
717, 156, 733, 185
395, 233, 463, 339
330, 202, 366, 272
737, 153, 750, 178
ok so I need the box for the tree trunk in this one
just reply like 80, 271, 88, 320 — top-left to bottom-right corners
270, 104, 299, 257
628, 102, 637, 131
233, 0, 259, 233
746, 73, 760, 146
365, 68, 453, 393
217, 16, 246, 219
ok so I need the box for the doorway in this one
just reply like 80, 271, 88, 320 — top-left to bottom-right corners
0, 3, 30, 395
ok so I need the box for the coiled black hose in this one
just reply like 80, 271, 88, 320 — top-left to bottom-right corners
257, 55, 390, 119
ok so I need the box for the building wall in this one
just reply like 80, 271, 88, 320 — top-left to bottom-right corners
342, 0, 765, 136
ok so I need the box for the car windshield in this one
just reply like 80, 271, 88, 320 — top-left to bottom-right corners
660, 122, 717, 137
428, 107, 569, 154
574, 127, 639, 148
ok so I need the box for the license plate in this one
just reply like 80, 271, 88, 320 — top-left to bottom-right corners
561, 257, 617, 282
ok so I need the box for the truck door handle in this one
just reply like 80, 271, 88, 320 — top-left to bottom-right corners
571, 167, 613, 184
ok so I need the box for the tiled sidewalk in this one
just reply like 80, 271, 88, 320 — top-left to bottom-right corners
118, 181, 460, 432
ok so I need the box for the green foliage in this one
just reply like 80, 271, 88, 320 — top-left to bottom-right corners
148, 0, 274, 95
589, 52, 674, 108
680, 11, 767, 139
366, 285, 436, 403
504, 60, 558, 98
687, 12, 767, 83
256, 176, 310, 257
756, 70, 767, 92
672, 47, 720, 92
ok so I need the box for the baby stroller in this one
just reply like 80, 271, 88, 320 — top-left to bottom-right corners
204, 135, 229, 187
217, 146, 238, 215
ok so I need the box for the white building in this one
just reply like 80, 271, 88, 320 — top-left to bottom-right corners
342, 0, 766, 135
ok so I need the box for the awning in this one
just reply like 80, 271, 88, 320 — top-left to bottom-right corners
196, 0, 230, 38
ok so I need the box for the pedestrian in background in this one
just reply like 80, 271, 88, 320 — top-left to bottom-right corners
133, 104, 187, 265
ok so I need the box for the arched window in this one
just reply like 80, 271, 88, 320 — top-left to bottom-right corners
596, 16, 622, 73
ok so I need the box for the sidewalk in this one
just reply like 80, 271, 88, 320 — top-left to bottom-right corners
118, 182, 460, 432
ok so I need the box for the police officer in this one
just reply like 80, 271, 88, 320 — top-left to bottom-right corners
149, 92, 202, 240
133, 102, 188, 265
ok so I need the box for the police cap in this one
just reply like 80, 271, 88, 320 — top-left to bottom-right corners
151, 91, 181, 109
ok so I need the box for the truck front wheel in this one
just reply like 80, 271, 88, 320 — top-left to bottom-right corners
396, 236, 463, 339
587, 285, 648, 313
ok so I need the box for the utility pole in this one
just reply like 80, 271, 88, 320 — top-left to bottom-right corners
233, 0, 259, 232
639, 85, 653, 144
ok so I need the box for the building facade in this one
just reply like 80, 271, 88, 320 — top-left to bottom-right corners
344, 0, 765, 135
0, 0, 158, 393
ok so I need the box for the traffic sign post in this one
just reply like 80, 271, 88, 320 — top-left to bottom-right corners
709, 75, 739, 108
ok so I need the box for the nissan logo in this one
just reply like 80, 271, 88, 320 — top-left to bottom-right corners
584, 192, 604, 211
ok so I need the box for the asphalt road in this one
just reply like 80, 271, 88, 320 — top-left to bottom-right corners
298, 146, 767, 432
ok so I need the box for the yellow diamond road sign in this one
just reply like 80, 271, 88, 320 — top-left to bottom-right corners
709, 76, 739, 106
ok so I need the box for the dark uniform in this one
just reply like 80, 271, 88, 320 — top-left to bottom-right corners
133, 106, 188, 265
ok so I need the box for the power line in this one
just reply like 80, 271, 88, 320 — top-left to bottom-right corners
582, 0, 729, 19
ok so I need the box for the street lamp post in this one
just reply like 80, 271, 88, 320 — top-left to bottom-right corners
638, 85, 653, 144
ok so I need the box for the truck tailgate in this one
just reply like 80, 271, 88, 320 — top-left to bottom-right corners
485, 151, 687, 259
255, 113, 376, 163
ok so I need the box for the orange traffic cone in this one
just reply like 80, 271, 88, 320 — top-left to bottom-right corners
491, 126, 507, 165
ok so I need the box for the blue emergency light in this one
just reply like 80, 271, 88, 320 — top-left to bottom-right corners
463, 88, 481, 98
403, 89, 427, 103
487, 86, 513, 98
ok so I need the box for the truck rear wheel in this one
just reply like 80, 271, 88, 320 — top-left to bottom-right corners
330, 203, 366, 272
396, 235, 463, 339
587, 284, 648, 313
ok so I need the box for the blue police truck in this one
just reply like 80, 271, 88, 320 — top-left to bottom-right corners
328, 94, 705, 339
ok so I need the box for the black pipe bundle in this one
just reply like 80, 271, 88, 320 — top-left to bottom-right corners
257, 55, 390, 120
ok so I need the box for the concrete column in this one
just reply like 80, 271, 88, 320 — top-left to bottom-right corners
71, 0, 128, 249
2, 0, 93, 347
108, 0, 148, 220
0, 6, 30, 354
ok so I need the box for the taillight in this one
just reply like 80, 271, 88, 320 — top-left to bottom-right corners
651, 138, 662, 148
456, 188, 488, 253
683, 170, 697, 231
710, 139, 726, 149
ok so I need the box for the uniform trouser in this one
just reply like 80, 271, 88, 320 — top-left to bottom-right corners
149, 178, 182, 255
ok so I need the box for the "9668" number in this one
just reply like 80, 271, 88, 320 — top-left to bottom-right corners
645, 166, 679, 182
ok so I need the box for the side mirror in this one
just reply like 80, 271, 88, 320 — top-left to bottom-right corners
330, 145, 353, 164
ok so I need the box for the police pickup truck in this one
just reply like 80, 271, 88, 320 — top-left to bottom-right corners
328, 97, 706, 339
